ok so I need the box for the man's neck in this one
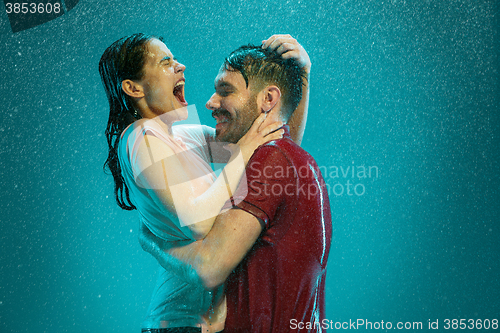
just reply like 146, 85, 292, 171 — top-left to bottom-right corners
260, 109, 287, 129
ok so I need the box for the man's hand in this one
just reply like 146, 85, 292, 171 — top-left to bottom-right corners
138, 221, 163, 256
262, 34, 311, 71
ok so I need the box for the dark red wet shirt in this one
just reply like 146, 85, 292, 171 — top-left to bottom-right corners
223, 126, 332, 333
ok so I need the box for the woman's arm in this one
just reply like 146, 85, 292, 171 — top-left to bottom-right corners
262, 34, 311, 146
135, 114, 283, 240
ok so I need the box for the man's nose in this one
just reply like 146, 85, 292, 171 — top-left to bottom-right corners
205, 93, 219, 111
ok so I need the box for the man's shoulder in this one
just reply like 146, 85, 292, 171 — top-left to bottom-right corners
251, 138, 296, 164
254, 137, 314, 165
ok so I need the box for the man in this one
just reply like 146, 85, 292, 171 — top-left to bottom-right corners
142, 35, 332, 332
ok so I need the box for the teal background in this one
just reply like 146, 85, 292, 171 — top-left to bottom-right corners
0, 0, 498, 332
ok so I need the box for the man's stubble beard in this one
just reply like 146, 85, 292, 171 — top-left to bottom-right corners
215, 94, 260, 144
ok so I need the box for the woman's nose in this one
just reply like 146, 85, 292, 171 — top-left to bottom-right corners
175, 61, 186, 73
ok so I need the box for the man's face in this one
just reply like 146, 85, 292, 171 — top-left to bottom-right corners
138, 39, 188, 116
206, 68, 261, 143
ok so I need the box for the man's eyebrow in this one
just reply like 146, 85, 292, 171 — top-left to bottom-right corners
215, 81, 234, 89
160, 56, 171, 62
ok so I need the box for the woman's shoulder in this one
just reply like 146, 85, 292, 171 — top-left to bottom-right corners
122, 118, 172, 145
119, 119, 166, 161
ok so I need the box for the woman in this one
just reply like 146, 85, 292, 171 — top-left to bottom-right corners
99, 33, 310, 332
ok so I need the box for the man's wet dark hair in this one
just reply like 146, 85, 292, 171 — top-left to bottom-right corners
99, 33, 163, 210
222, 45, 307, 119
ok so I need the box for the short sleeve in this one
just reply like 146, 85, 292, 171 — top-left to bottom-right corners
227, 144, 294, 229
125, 124, 167, 189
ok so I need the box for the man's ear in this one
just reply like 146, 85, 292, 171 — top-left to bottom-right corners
122, 79, 145, 98
261, 86, 281, 113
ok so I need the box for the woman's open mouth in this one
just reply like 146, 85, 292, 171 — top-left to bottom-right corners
173, 80, 188, 106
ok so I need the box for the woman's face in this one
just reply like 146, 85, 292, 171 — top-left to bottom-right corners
137, 38, 188, 117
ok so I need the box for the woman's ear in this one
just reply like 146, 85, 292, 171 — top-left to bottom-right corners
122, 79, 144, 98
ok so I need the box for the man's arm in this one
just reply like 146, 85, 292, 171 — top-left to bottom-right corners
166, 208, 262, 289
139, 209, 262, 289
140, 148, 288, 289
138, 221, 203, 286
262, 34, 311, 145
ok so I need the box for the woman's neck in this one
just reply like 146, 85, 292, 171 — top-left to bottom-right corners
138, 105, 189, 139
152, 115, 175, 137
